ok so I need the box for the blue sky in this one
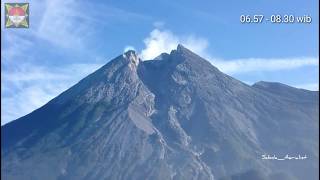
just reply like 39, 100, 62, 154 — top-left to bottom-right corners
1, 0, 319, 125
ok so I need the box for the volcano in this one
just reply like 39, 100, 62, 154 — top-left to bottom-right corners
1, 45, 319, 180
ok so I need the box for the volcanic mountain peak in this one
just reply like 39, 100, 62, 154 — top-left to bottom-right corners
1, 44, 319, 180
122, 49, 140, 66
170, 44, 197, 58
176, 43, 194, 54
153, 53, 170, 60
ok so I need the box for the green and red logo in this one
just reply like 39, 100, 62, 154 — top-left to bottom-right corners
5, 3, 29, 28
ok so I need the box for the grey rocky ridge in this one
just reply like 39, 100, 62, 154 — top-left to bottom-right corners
1, 44, 319, 180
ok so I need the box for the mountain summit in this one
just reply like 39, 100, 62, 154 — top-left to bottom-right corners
2, 45, 319, 180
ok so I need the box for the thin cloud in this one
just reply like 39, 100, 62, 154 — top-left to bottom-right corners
37, 0, 92, 49
2, 65, 68, 82
294, 83, 319, 91
2, 0, 151, 54
2, 84, 62, 124
1, 63, 102, 125
211, 57, 319, 75
36, 0, 151, 50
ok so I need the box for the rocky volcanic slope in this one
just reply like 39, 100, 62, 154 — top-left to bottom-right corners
2, 45, 319, 180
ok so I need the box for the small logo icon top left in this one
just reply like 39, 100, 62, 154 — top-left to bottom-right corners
5, 3, 29, 28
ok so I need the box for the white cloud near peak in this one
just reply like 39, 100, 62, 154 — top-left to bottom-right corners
140, 28, 209, 60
